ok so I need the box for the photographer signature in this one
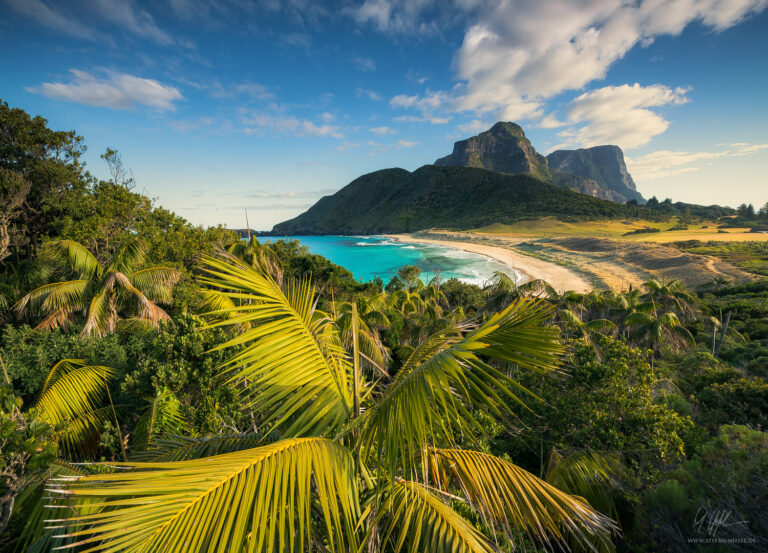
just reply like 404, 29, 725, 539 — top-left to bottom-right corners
693, 506, 748, 537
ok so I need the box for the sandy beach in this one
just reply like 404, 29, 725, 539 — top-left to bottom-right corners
385, 234, 592, 293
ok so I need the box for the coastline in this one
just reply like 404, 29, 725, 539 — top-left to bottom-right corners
384, 233, 592, 293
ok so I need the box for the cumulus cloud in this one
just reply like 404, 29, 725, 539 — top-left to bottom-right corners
452, 0, 766, 118
627, 143, 768, 180
27, 69, 183, 110
553, 83, 689, 150
376, 0, 766, 145
370, 126, 396, 135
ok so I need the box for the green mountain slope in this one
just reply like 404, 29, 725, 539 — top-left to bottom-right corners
272, 165, 640, 235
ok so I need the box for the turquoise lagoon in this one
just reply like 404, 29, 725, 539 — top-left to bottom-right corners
262, 235, 513, 286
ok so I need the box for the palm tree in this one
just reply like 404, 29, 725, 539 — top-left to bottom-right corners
558, 308, 616, 347
625, 310, 695, 357
48, 253, 617, 552
15, 239, 180, 336
331, 296, 391, 385
642, 278, 697, 319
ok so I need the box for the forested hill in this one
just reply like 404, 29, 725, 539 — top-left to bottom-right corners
271, 164, 732, 235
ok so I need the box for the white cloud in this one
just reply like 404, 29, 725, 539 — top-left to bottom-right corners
241, 112, 344, 138
352, 56, 376, 71
27, 69, 183, 110
196, 80, 273, 100
88, 0, 172, 45
394, 114, 451, 124
370, 126, 395, 135
6, 0, 177, 45
347, 0, 438, 34
356, 87, 383, 101
320, 112, 336, 123
397, 139, 418, 147
553, 83, 689, 150
457, 119, 489, 134
377, 0, 766, 138
336, 141, 362, 151
6, 0, 97, 40
627, 143, 768, 180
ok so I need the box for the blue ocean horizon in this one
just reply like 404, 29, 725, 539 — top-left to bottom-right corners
260, 235, 513, 286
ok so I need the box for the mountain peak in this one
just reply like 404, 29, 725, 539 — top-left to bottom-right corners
546, 145, 639, 197
486, 121, 526, 139
435, 121, 549, 179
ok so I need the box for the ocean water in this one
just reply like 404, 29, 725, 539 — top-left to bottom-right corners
262, 235, 514, 286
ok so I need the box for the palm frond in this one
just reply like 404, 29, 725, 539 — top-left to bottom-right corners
368, 479, 494, 553
545, 449, 622, 521
130, 433, 265, 462
198, 254, 353, 438
14, 280, 89, 316
49, 437, 359, 553
34, 363, 116, 457
80, 290, 113, 338
132, 388, 189, 449
34, 308, 75, 332
363, 297, 562, 475
38, 359, 85, 399
13, 460, 97, 553
429, 448, 617, 550
41, 240, 102, 280
106, 238, 147, 275
130, 267, 181, 303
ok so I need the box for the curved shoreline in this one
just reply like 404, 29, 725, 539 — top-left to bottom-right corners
384, 233, 591, 293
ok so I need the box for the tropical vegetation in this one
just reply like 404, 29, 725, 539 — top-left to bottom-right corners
2, 100, 768, 552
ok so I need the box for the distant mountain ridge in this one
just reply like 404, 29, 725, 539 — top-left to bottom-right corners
435, 122, 643, 203
271, 122, 651, 235
272, 165, 643, 235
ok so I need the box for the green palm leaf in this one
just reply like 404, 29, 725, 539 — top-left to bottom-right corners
428, 448, 617, 549
132, 388, 189, 450
13, 460, 98, 553
131, 267, 182, 303
368, 479, 494, 553
41, 240, 102, 280
131, 433, 265, 462
34, 361, 116, 456
198, 254, 353, 438
363, 297, 562, 475
14, 280, 89, 316
49, 437, 360, 553
106, 238, 147, 275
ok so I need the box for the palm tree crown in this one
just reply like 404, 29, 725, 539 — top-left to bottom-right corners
16, 239, 180, 336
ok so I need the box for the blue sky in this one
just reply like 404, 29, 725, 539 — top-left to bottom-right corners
1, 0, 767, 229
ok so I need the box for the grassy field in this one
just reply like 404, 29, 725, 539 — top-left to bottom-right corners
475, 217, 768, 243
674, 241, 768, 276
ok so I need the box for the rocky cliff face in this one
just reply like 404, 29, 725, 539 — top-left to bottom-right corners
546, 145, 641, 201
550, 170, 629, 203
434, 122, 643, 203
434, 122, 550, 180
